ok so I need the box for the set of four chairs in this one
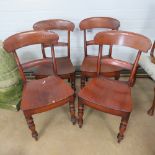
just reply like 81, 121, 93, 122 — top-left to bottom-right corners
3, 17, 152, 143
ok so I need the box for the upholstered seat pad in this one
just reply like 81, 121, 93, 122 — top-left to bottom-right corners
80, 55, 122, 73
21, 76, 74, 111
78, 77, 132, 112
32, 57, 75, 76
139, 54, 155, 80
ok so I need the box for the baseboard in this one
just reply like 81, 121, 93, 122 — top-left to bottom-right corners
25, 66, 149, 79
74, 66, 149, 78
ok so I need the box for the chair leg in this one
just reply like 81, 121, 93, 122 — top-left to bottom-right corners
69, 96, 76, 125
71, 73, 76, 91
115, 72, 120, 80
24, 114, 38, 141
147, 87, 155, 116
78, 97, 84, 128
81, 74, 85, 88
117, 113, 130, 143
85, 77, 88, 82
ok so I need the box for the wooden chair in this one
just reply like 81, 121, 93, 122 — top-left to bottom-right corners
148, 90, 155, 116
146, 41, 155, 116
33, 19, 76, 90
79, 17, 122, 88
78, 30, 152, 143
3, 30, 76, 140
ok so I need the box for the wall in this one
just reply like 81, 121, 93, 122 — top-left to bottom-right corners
0, 0, 155, 65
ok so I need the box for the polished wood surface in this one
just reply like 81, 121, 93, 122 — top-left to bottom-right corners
147, 41, 155, 116
3, 30, 58, 53
33, 19, 75, 31
79, 17, 120, 30
79, 77, 132, 113
21, 76, 74, 112
78, 30, 152, 143
79, 17, 122, 88
3, 30, 76, 140
33, 19, 76, 90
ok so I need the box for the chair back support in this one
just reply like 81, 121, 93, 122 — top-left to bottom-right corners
3, 30, 59, 83
149, 41, 155, 64
33, 19, 75, 31
150, 41, 155, 58
33, 19, 75, 58
79, 17, 120, 30
94, 30, 152, 86
79, 17, 120, 57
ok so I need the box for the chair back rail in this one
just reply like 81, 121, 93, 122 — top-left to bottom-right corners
94, 30, 152, 86
3, 30, 59, 83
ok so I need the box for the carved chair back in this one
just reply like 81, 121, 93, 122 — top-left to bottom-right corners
79, 17, 120, 57
3, 30, 59, 83
94, 30, 152, 86
33, 19, 75, 58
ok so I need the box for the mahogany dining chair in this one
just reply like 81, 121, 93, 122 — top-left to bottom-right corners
3, 30, 76, 140
33, 19, 76, 91
147, 41, 155, 116
78, 30, 152, 142
79, 17, 122, 88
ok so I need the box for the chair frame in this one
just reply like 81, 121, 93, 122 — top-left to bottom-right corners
78, 30, 152, 142
79, 17, 121, 88
3, 30, 76, 140
33, 19, 76, 90
147, 41, 155, 116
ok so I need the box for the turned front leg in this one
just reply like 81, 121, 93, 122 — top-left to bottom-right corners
69, 96, 76, 125
147, 87, 155, 116
117, 113, 130, 143
78, 97, 84, 128
24, 113, 38, 141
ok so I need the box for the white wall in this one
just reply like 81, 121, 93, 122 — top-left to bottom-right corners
1, 0, 155, 65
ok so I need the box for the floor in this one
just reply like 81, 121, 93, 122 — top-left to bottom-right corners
0, 78, 155, 155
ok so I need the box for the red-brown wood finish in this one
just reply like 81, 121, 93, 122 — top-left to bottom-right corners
3, 30, 76, 140
78, 30, 152, 143
147, 41, 155, 116
33, 19, 76, 91
79, 17, 122, 88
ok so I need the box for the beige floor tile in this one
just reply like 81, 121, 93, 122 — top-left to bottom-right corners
0, 78, 155, 155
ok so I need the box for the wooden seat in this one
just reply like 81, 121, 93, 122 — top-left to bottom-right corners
33, 19, 76, 90
21, 76, 74, 111
3, 30, 76, 141
79, 17, 121, 88
78, 30, 152, 143
78, 77, 132, 112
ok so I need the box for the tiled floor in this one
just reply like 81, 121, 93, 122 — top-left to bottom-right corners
0, 78, 155, 155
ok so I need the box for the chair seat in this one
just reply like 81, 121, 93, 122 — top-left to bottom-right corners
78, 77, 132, 112
33, 57, 75, 77
21, 76, 74, 111
80, 55, 122, 74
